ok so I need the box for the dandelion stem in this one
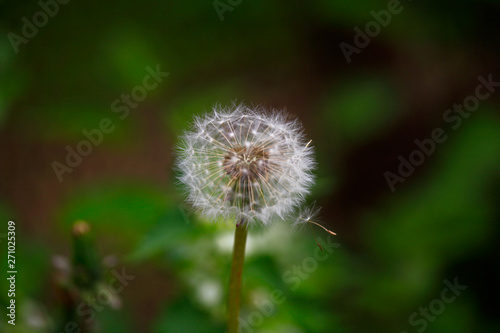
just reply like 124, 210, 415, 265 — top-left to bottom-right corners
228, 219, 248, 333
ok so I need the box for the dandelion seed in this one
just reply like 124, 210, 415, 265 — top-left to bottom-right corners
293, 204, 336, 250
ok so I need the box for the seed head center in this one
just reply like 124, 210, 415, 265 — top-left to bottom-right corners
223, 145, 269, 181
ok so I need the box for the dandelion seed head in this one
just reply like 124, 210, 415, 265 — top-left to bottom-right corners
176, 104, 316, 225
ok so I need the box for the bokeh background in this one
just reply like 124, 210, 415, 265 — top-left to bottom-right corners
1, 0, 500, 332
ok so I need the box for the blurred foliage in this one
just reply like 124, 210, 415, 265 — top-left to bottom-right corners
0, 0, 499, 332
57, 183, 170, 248
320, 73, 402, 145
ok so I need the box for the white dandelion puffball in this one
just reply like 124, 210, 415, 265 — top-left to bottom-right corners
176, 104, 316, 225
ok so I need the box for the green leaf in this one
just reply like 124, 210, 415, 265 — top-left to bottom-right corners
153, 298, 224, 333
128, 207, 192, 262
58, 183, 171, 250
320, 74, 401, 144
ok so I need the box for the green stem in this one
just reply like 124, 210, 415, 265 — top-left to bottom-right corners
227, 220, 249, 333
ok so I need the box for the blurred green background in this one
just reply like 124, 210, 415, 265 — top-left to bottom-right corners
1, 0, 499, 332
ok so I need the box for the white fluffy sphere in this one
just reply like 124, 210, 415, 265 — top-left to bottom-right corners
176, 104, 316, 225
